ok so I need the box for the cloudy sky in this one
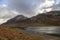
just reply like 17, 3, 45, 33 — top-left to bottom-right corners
0, 0, 60, 24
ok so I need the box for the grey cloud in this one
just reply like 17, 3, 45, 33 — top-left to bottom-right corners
3, 0, 60, 17
6, 0, 44, 17
6, 0, 60, 17
53, 3, 60, 10
0, 0, 60, 24
0, 7, 17, 19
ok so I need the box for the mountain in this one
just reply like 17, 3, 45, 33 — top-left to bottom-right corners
3, 15, 27, 24
2, 11, 60, 27
18, 11, 60, 26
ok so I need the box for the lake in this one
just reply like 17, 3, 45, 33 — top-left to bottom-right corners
25, 27, 60, 35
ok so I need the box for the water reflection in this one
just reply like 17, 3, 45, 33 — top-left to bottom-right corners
25, 27, 60, 35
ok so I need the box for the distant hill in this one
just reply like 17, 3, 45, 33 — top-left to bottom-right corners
3, 15, 27, 24
2, 11, 60, 27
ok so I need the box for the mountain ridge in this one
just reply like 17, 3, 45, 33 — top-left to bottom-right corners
3, 15, 27, 24
2, 11, 60, 27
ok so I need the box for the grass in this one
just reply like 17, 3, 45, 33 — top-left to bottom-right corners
0, 25, 46, 40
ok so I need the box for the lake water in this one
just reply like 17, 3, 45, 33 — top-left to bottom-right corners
25, 27, 60, 35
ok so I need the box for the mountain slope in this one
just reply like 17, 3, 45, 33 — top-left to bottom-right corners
3, 15, 27, 24
15, 11, 60, 26
3, 11, 60, 26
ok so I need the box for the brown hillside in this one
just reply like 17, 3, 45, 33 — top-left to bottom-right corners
0, 26, 46, 40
